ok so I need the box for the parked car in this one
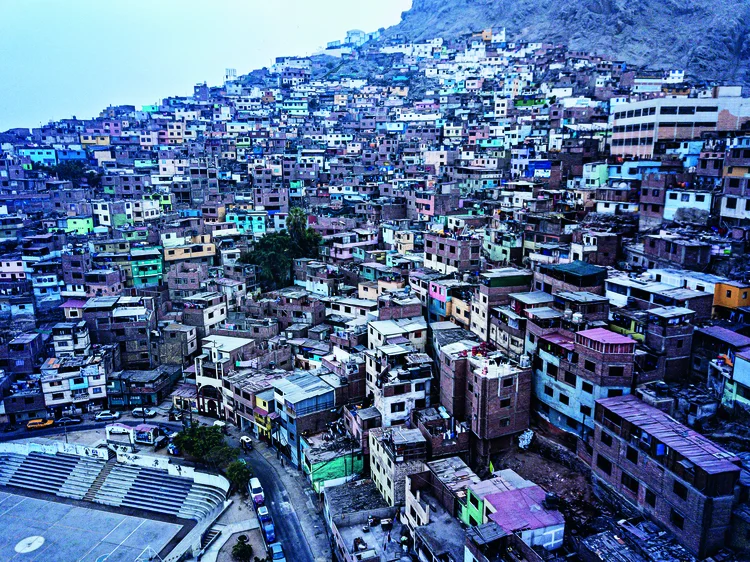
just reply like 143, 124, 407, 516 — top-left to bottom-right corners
55, 416, 83, 426
26, 418, 54, 430
240, 435, 253, 451
2, 424, 17, 433
263, 520, 276, 543
257, 505, 272, 523
95, 410, 121, 422
153, 436, 168, 450
268, 542, 286, 562
132, 407, 157, 418
249, 477, 265, 505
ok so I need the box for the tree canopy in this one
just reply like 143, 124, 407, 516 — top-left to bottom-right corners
226, 460, 253, 494
172, 425, 238, 469
238, 208, 321, 291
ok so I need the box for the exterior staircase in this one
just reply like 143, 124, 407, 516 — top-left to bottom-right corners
84, 458, 116, 502
201, 524, 225, 550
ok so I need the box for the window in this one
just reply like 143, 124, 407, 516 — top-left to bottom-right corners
670, 509, 685, 530
584, 360, 596, 372
559, 394, 570, 405
626, 446, 639, 464
596, 454, 612, 475
564, 371, 576, 386
621, 472, 639, 494
608, 389, 624, 398
390, 402, 405, 413
726, 198, 737, 210
502, 377, 513, 387
582, 381, 593, 394
673, 480, 688, 500
727, 290, 733, 298
500, 398, 511, 408
645, 488, 656, 507
668, 193, 678, 200
499, 418, 510, 427
544, 386, 554, 397
580, 405, 592, 416
609, 366, 624, 377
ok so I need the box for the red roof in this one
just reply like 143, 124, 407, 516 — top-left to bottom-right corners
486, 485, 564, 532
541, 332, 574, 351
576, 327, 634, 345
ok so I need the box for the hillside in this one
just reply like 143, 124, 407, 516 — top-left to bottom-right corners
388, 0, 750, 85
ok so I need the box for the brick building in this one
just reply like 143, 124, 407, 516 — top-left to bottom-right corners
589, 394, 740, 558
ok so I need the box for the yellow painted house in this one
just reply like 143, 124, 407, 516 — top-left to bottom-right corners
714, 280, 750, 318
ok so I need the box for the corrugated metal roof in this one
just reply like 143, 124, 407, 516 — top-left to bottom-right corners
598, 395, 740, 475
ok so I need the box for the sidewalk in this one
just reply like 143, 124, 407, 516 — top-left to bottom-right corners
254, 440, 332, 562
195, 497, 261, 562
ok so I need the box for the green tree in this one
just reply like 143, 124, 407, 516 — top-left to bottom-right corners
239, 232, 294, 291
238, 210, 321, 292
226, 460, 253, 494
173, 426, 238, 469
232, 536, 254, 562
286, 207, 321, 260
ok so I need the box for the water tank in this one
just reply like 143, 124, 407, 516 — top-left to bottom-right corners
563, 308, 573, 319
519, 355, 531, 368
572, 312, 584, 324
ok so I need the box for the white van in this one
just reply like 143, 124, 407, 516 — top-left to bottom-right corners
249, 477, 264, 505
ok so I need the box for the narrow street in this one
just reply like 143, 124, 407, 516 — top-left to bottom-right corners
226, 430, 331, 562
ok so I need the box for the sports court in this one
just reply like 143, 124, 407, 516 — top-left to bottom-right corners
0, 491, 183, 561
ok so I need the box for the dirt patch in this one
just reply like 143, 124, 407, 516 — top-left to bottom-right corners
491, 433, 611, 535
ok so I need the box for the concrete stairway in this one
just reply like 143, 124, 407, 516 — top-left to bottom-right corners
83, 458, 117, 502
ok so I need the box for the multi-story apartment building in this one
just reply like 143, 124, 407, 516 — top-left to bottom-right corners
423, 232, 481, 274
590, 394, 741, 558
369, 426, 427, 506
610, 92, 750, 158
364, 343, 431, 427
40, 355, 108, 416
51, 321, 91, 357
181, 291, 227, 339
534, 327, 635, 437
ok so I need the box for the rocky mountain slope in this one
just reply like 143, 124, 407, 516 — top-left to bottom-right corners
388, 0, 750, 85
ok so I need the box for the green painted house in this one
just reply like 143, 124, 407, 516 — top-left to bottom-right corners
130, 248, 163, 288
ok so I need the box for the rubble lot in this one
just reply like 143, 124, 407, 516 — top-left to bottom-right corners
492, 433, 611, 535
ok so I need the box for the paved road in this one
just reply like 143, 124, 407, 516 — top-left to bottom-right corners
0, 418, 184, 442
243, 447, 316, 562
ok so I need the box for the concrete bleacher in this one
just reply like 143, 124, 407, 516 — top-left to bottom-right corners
0, 448, 226, 522
3, 452, 106, 500
93, 463, 225, 520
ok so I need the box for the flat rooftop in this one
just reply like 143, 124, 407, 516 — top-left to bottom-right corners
0, 490, 182, 562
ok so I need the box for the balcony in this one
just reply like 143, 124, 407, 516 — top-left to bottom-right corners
72, 392, 90, 402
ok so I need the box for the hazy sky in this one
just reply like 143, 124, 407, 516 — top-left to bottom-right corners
0, 0, 411, 130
